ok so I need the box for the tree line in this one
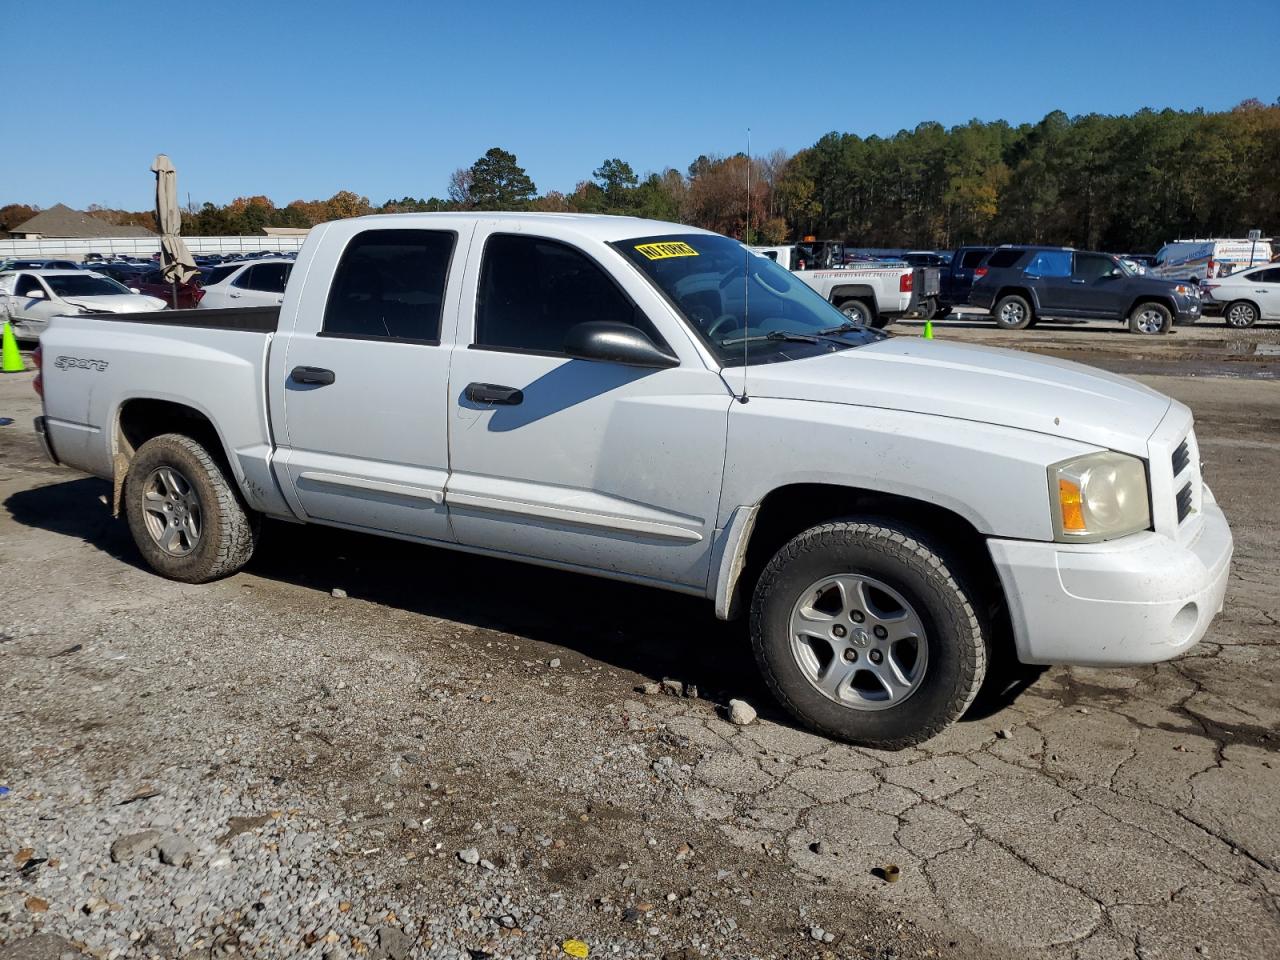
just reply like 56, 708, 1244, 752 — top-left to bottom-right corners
3, 101, 1276, 253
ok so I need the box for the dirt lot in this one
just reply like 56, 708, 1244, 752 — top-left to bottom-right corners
1, 318, 1277, 960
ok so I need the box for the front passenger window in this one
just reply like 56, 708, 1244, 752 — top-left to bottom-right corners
475, 234, 663, 354
15, 274, 43, 297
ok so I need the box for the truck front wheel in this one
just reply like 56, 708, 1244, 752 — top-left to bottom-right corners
749, 520, 987, 748
124, 433, 259, 583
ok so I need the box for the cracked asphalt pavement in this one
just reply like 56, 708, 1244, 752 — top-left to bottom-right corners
1, 323, 1277, 959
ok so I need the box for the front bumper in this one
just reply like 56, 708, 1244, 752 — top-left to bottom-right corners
1173, 296, 1202, 324
987, 491, 1232, 665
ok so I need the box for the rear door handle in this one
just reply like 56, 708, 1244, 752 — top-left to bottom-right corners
291, 365, 336, 386
1070, 279, 1086, 284
465, 382, 523, 405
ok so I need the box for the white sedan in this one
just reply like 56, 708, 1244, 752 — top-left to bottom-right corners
0, 269, 166, 340
198, 258, 292, 309
1202, 264, 1280, 327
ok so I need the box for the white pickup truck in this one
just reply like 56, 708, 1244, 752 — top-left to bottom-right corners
749, 244, 934, 327
34, 213, 1233, 747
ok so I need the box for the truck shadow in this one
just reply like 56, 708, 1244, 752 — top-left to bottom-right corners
5, 477, 1034, 733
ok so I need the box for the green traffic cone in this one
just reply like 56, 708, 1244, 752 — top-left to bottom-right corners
923, 319, 934, 340
1, 321, 24, 373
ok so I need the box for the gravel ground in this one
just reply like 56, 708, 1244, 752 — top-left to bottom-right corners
1, 322, 1277, 960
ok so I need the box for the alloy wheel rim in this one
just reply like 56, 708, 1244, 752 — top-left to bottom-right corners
1228, 305, 1253, 327
789, 574, 929, 711
1000, 302, 1024, 324
142, 466, 202, 557
1137, 308, 1163, 333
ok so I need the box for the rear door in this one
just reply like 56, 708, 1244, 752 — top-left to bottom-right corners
1023, 249, 1074, 314
944, 248, 987, 302
229, 262, 291, 307
1245, 267, 1280, 319
274, 227, 462, 541
444, 224, 731, 589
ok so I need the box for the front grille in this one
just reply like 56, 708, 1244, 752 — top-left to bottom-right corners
1172, 438, 1191, 476
1176, 481, 1194, 523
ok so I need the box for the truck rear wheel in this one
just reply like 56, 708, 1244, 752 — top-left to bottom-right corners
124, 433, 259, 583
993, 294, 1033, 330
838, 298, 875, 327
749, 519, 987, 748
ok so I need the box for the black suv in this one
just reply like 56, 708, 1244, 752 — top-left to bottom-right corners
937, 245, 995, 316
969, 246, 1202, 334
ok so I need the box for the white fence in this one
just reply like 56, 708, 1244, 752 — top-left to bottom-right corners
0, 235, 308, 260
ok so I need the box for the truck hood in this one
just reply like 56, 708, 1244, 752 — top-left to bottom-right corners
61, 294, 166, 313
724, 338, 1172, 457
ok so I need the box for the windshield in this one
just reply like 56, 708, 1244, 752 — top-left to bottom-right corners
613, 233, 881, 367
45, 275, 133, 298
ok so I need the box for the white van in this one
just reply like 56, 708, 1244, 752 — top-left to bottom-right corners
1152, 238, 1273, 283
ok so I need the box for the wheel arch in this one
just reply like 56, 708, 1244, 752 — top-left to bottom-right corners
716, 483, 1008, 633
828, 285, 878, 317
112, 397, 236, 516
1127, 295, 1176, 316
994, 286, 1037, 313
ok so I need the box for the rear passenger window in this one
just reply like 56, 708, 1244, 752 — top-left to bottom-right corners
960, 250, 987, 269
475, 234, 661, 354
985, 249, 1024, 269
322, 230, 455, 342
1026, 250, 1072, 277
239, 263, 290, 293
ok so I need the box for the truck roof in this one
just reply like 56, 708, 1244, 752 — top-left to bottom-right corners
338, 212, 719, 243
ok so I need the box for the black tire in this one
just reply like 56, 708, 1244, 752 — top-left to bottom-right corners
992, 293, 1033, 330
124, 433, 259, 583
838, 298, 875, 327
1128, 301, 1172, 335
749, 519, 987, 748
1224, 300, 1259, 329
933, 304, 953, 319
917, 297, 937, 321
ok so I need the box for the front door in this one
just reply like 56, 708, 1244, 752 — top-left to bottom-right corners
1066, 252, 1125, 318
276, 227, 460, 541
445, 226, 731, 590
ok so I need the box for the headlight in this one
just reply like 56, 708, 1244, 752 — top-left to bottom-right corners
1049, 451, 1151, 542
1173, 284, 1198, 297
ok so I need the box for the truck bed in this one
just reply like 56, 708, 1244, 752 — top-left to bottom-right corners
93, 305, 280, 332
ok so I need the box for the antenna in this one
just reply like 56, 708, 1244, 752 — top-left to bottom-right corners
739, 127, 751, 404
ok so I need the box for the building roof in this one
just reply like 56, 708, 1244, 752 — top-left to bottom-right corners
9, 204, 156, 239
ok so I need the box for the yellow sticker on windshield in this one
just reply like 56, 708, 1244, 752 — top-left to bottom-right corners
635, 241, 700, 260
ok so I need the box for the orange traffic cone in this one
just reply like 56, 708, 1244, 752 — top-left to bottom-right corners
1, 321, 24, 372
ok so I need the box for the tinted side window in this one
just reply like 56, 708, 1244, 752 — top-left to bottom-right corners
1026, 250, 1072, 277
1253, 268, 1280, 283
15, 274, 44, 296
322, 229, 455, 342
476, 234, 657, 354
986, 249, 1024, 269
243, 263, 289, 293
207, 265, 240, 286
1074, 253, 1115, 282
960, 250, 987, 269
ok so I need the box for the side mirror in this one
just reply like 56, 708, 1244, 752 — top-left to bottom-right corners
26, 288, 46, 299
129, 287, 141, 294
563, 322, 679, 368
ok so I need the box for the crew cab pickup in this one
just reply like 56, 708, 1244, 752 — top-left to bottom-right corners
749, 243, 933, 328
35, 213, 1233, 748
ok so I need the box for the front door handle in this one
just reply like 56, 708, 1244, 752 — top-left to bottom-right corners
1070, 279, 1087, 284
291, 365, 336, 386
465, 382, 523, 405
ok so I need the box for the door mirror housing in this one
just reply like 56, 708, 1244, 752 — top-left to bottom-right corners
564, 322, 678, 368
26, 288, 46, 299
129, 287, 141, 294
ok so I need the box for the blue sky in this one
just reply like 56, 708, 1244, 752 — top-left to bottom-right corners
9, 0, 1278, 210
